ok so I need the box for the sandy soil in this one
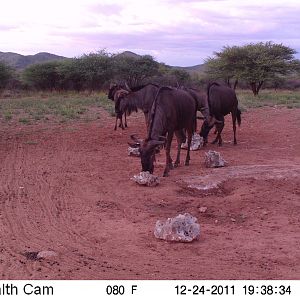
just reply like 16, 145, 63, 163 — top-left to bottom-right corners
0, 107, 299, 280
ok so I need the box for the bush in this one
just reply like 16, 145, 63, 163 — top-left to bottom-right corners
0, 61, 14, 90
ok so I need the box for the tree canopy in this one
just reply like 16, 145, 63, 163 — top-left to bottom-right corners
205, 42, 299, 95
0, 61, 14, 90
112, 54, 160, 87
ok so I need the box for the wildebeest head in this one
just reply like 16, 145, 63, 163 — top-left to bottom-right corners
108, 82, 132, 100
130, 135, 164, 174
108, 83, 119, 100
200, 116, 222, 141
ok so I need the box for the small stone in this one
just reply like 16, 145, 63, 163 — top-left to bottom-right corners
204, 150, 227, 168
131, 171, 160, 187
199, 206, 208, 213
230, 218, 236, 222
128, 146, 140, 157
37, 251, 57, 259
215, 219, 219, 224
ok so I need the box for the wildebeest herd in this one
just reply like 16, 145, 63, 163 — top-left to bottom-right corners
108, 82, 241, 177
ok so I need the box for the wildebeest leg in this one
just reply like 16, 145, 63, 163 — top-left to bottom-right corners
118, 116, 125, 130
174, 130, 186, 168
212, 116, 224, 146
124, 113, 128, 128
144, 113, 149, 129
114, 117, 118, 130
163, 132, 174, 177
232, 111, 237, 144
185, 130, 193, 166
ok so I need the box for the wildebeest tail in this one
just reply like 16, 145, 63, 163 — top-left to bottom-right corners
237, 108, 241, 126
206, 82, 220, 114
147, 86, 172, 140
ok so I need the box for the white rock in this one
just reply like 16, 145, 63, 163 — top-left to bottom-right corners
131, 171, 160, 187
37, 250, 57, 259
204, 150, 227, 168
154, 213, 200, 242
128, 146, 140, 157
181, 133, 204, 151
199, 206, 208, 213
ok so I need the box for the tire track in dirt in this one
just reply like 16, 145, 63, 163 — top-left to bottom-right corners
0, 124, 142, 279
0, 128, 101, 278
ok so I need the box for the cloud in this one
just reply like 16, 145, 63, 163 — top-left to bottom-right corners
0, 0, 300, 65
88, 3, 124, 16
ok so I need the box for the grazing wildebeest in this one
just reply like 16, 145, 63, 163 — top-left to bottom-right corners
131, 86, 197, 177
200, 82, 241, 146
108, 83, 129, 130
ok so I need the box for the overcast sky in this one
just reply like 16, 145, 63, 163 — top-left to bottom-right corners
1, 0, 300, 66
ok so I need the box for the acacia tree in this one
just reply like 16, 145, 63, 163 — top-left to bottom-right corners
169, 68, 191, 87
205, 42, 299, 95
205, 45, 243, 89
112, 55, 159, 87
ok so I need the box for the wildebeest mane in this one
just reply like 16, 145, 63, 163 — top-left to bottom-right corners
120, 99, 138, 116
130, 83, 159, 92
147, 86, 173, 140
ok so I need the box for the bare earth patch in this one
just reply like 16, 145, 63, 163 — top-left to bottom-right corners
0, 107, 299, 280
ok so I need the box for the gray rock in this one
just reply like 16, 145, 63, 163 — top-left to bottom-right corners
128, 146, 140, 157
131, 171, 160, 187
181, 133, 204, 151
205, 150, 227, 168
154, 213, 200, 242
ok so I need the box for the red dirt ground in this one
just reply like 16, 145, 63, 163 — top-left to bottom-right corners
0, 107, 299, 280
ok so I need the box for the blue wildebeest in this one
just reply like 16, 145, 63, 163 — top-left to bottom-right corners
130, 86, 197, 177
108, 83, 131, 130
115, 83, 160, 128
108, 83, 161, 130
200, 82, 241, 146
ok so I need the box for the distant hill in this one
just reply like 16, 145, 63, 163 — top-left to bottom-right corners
114, 51, 141, 59
173, 64, 206, 74
0, 50, 205, 73
0, 52, 66, 70
114, 51, 205, 74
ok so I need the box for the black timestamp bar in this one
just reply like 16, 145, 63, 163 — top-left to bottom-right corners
243, 285, 291, 296
175, 284, 235, 295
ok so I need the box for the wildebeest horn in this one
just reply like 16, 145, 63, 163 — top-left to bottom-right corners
214, 118, 223, 124
130, 134, 143, 144
207, 116, 223, 127
128, 142, 140, 148
149, 140, 165, 148
114, 89, 129, 100
125, 82, 132, 91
